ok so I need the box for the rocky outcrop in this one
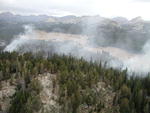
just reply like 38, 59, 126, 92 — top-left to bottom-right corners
0, 80, 16, 112
36, 73, 59, 113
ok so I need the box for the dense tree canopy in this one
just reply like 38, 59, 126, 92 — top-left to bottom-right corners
0, 51, 150, 113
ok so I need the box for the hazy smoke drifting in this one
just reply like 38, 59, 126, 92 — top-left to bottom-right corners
4, 25, 150, 75
123, 40, 150, 74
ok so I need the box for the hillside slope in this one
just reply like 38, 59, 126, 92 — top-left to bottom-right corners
0, 52, 150, 113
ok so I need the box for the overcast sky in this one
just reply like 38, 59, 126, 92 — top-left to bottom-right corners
0, 0, 150, 20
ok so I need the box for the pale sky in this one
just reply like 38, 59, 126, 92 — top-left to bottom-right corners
0, 0, 150, 20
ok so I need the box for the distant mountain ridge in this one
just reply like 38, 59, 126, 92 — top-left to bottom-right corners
0, 12, 49, 23
0, 12, 149, 24
1, 12, 150, 53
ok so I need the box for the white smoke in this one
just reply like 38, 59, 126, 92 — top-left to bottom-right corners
4, 25, 93, 57
4, 25, 34, 52
123, 40, 150, 74
4, 25, 150, 74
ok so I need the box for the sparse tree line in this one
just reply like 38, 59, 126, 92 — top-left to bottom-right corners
0, 51, 150, 113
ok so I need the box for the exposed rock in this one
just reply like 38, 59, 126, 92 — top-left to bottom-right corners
36, 73, 60, 113
0, 80, 16, 112
78, 81, 120, 113
0, 73, 119, 113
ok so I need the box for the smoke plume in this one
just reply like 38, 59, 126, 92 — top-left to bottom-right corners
4, 25, 150, 75
123, 40, 150, 74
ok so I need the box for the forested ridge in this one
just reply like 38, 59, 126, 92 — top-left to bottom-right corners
0, 52, 150, 113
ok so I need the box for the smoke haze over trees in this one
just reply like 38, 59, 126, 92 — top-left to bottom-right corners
0, 12, 150, 74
